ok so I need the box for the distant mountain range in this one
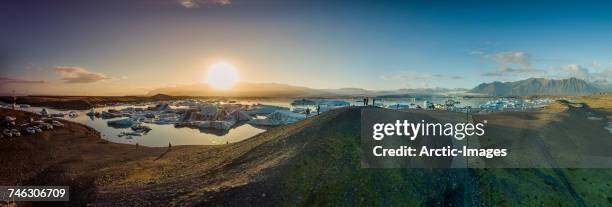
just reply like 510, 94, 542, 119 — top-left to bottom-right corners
468, 78, 605, 96
147, 83, 467, 97
147, 78, 611, 97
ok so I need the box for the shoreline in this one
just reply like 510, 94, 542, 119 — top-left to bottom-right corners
0, 108, 191, 205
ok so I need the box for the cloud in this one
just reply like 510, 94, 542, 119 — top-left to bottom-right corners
483, 63, 612, 82
487, 51, 531, 67
53, 66, 115, 84
177, 0, 231, 8
476, 50, 612, 82
381, 72, 464, 81
554, 64, 612, 82
0, 76, 47, 84
557, 64, 591, 80
478, 51, 544, 77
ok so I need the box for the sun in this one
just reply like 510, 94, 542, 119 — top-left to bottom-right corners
206, 62, 239, 90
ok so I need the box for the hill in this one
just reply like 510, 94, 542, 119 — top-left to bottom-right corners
469, 78, 600, 96
94, 105, 611, 206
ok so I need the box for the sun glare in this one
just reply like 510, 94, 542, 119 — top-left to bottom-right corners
206, 62, 239, 90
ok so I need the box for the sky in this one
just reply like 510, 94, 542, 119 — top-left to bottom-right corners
2, 0, 612, 95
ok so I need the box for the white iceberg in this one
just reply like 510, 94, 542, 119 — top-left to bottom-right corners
249, 110, 305, 126
107, 118, 137, 128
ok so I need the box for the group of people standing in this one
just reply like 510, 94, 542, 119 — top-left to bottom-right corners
304, 105, 321, 117
363, 97, 375, 106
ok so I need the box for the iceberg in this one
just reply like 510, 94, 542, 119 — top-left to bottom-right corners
249, 110, 305, 126
386, 104, 411, 110
231, 110, 253, 121
100, 111, 123, 119
107, 118, 137, 128
40, 108, 49, 117
317, 100, 350, 107
247, 104, 290, 115
209, 120, 235, 130
192, 120, 236, 130
291, 99, 317, 106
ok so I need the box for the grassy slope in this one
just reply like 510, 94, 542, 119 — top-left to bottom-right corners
200, 103, 611, 206
202, 107, 468, 206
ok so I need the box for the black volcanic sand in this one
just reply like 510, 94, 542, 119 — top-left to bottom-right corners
1, 99, 612, 206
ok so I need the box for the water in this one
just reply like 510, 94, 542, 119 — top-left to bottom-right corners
14, 97, 495, 147
284, 97, 492, 109
20, 105, 266, 147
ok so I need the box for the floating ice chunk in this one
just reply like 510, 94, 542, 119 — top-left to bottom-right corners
605, 122, 612, 134
587, 116, 603, 121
